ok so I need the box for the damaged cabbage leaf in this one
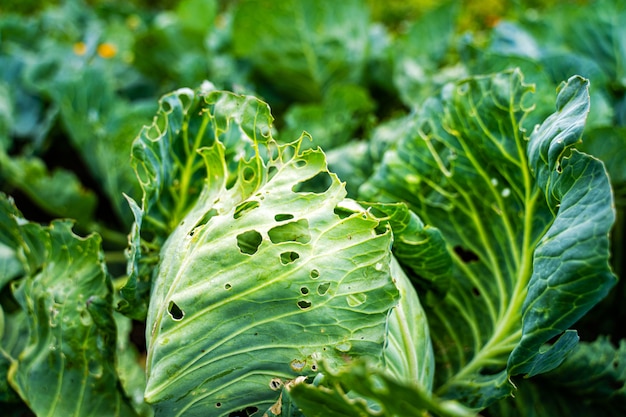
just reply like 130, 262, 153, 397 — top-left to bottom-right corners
288, 360, 475, 417
135, 90, 400, 416
120, 82, 271, 319
0, 194, 139, 416
361, 70, 616, 408
288, 256, 461, 417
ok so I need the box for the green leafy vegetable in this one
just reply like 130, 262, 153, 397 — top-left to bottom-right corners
0, 194, 139, 416
489, 337, 626, 416
361, 69, 617, 407
128, 88, 399, 416
1, 1, 623, 416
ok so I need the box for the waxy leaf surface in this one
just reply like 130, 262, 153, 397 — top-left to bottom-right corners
137, 90, 400, 416
361, 70, 616, 408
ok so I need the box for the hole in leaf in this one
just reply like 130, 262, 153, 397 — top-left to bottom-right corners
310, 269, 320, 279
225, 283, 232, 290
190, 208, 218, 235
274, 213, 294, 222
269, 378, 283, 391
472, 287, 480, 297
281, 145, 296, 161
453, 246, 479, 263
237, 230, 263, 255
333, 206, 354, 219
297, 300, 312, 310
234, 200, 260, 219
268, 219, 311, 244
374, 222, 388, 235
300, 286, 309, 295
317, 282, 330, 296
293, 171, 332, 194
347, 293, 367, 307
267, 165, 278, 180
280, 251, 300, 264
295, 159, 307, 168
242, 166, 255, 181
216, 403, 221, 408
290, 359, 306, 372
167, 301, 184, 321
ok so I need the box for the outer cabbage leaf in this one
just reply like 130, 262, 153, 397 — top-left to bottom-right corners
44, 66, 155, 225
392, 1, 463, 108
120, 83, 269, 319
137, 90, 399, 416
383, 256, 435, 391
114, 313, 154, 417
487, 337, 626, 416
0, 154, 97, 225
360, 69, 616, 408
0, 194, 138, 417
287, 253, 443, 417
508, 76, 616, 376
288, 360, 476, 417
280, 84, 375, 151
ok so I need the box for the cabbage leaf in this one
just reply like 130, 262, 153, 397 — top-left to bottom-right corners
0, 194, 138, 416
132, 88, 401, 416
361, 69, 617, 408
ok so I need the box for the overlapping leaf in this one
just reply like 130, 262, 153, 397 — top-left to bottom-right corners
488, 337, 626, 416
121, 84, 271, 318
132, 90, 400, 416
0, 194, 138, 417
361, 69, 616, 408
509, 76, 616, 376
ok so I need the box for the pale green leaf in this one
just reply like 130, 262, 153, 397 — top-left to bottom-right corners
133, 90, 399, 416
289, 360, 477, 417
120, 85, 273, 319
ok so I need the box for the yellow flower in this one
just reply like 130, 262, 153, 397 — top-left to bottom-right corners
97, 43, 117, 59
73, 42, 87, 56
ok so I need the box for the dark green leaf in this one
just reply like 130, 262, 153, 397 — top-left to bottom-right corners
361, 70, 616, 408
232, 0, 370, 101
487, 338, 626, 417
0, 194, 138, 416
509, 77, 617, 376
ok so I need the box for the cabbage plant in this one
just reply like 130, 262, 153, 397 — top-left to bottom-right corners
0, 69, 617, 417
